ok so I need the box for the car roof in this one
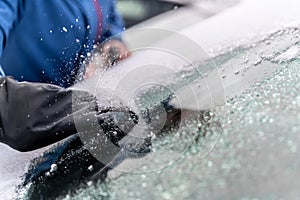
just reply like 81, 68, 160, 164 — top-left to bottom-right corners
124, 0, 300, 55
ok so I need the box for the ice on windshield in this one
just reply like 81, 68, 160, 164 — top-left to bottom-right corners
16, 26, 300, 200
56, 27, 300, 200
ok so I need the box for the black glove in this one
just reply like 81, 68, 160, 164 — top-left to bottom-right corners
0, 77, 138, 152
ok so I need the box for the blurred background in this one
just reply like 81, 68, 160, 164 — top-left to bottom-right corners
117, 0, 240, 28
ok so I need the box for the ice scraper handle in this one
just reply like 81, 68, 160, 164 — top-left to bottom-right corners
0, 77, 138, 152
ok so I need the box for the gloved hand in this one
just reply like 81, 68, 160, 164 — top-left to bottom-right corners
0, 77, 138, 152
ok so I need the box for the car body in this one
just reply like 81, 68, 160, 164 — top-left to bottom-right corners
69, 0, 300, 199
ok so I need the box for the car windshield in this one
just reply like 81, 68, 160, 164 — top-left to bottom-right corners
20, 25, 300, 199
74, 27, 300, 199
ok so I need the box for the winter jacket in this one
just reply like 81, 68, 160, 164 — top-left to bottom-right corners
0, 0, 124, 87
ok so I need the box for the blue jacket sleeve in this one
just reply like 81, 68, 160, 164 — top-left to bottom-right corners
0, 0, 21, 57
103, 1, 125, 40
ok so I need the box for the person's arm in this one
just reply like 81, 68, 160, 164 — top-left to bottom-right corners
101, 1, 130, 62
102, 0, 125, 40
0, 0, 21, 56
0, 77, 137, 152
84, 1, 130, 79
